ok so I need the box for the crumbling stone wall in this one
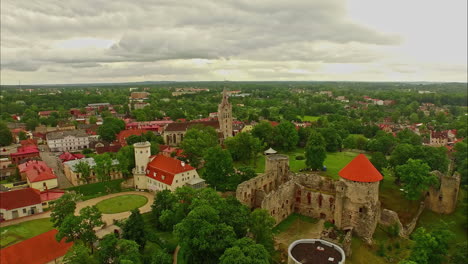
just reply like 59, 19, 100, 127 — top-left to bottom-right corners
236, 171, 278, 208
294, 185, 336, 222
261, 181, 297, 223
425, 171, 460, 214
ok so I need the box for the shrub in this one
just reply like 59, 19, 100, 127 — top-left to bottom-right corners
295, 155, 305, 160
377, 243, 386, 257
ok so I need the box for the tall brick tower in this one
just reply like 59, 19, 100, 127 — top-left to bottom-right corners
218, 90, 233, 139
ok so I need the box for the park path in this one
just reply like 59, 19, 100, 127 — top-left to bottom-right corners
0, 191, 154, 228
173, 245, 180, 264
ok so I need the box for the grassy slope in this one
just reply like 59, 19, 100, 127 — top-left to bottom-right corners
0, 218, 54, 248
95, 194, 148, 214
67, 179, 126, 200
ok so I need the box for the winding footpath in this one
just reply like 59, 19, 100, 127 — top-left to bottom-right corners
0, 191, 154, 228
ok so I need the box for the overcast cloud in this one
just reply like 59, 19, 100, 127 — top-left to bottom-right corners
1, 0, 466, 84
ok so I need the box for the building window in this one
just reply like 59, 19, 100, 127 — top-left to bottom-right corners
23, 208, 27, 214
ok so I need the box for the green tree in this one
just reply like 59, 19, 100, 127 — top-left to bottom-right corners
63, 244, 98, 264
409, 225, 454, 264
0, 122, 13, 146
396, 159, 438, 200
251, 121, 275, 146
116, 146, 135, 178
75, 160, 92, 184
219, 238, 270, 264
319, 127, 342, 152
151, 250, 173, 264
122, 209, 146, 250
218, 196, 250, 238
98, 117, 126, 142
305, 131, 327, 170
18, 131, 27, 140
451, 242, 468, 264
89, 116, 98, 125
397, 129, 422, 145
249, 209, 275, 252
151, 190, 177, 229
50, 193, 77, 228
57, 206, 104, 252
224, 132, 264, 165
180, 125, 218, 167
174, 204, 237, 264
370, 152, 388, 172
98, 234, 142, 264
203, 146, 235, 191
273, 122, 299, 151
94, 153, 113, 182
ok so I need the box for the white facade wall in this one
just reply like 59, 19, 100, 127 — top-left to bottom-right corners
47, 135, 90, 152
146, 170, 200, 192
28, 178, 59, 191
0, 203, 43, 220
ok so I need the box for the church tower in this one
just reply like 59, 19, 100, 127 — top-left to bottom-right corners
218, 90, 233, 139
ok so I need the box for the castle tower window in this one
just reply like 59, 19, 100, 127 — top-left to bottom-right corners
439, 195, 443, 201
307, 193, 311, 204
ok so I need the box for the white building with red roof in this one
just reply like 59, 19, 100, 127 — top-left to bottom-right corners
133, 142, 205, 192
0, 188, 44, 221
18, 160, 58, 191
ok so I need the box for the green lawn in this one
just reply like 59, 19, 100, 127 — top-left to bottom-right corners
67, 179, 126, 200
379, 172, 420, 224
95, 194, 148, 214
273, 213, 318, 234
234, 149, 361, 179
0, 218, 54, 248
300, 115, 320, 122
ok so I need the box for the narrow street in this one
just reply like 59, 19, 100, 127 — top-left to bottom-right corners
39, 147, 73, 189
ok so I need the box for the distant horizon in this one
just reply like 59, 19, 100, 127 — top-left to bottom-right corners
1, 80, 467, 87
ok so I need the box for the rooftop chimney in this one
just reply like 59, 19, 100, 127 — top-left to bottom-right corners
181, 161, 185, 167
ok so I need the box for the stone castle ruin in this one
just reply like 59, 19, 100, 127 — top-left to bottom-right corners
236, 153, 462, 245
236, 154, 383, 243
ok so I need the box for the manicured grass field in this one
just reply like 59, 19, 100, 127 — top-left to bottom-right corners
379, 172, 420, 224
234, 149, 361, 179
300, 115, 320, 122
67, 179, 126, 200
95, 194, 148, 214
0, 218, 54, 248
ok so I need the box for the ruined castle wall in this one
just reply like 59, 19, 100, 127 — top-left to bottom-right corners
261, 180, 297, 223
237, 171, 283, 207
425, 171, 460, 214
294, 185, 336, 222
294, 173, 337, 194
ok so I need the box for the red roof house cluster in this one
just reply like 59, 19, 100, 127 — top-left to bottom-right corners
18, 160, 57, 183
146, 154, 195, 186
0, 229, 73, 264
339, 154, 383, 183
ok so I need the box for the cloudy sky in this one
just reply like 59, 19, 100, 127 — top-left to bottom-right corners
1, 0, 466, 84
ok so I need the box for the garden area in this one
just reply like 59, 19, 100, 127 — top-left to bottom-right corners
0, 218, 53, 248
95, 194, 148, 214
235, 148, 361, 179
67, 178, 127, 200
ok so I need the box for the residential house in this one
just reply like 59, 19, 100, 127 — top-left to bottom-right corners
18, 160, 58, 190
46, 129, 90, 152
0, 188, 43, 220
59, 152, 85, 163
117, 129, 151, 146
0, 158, 15, 181
63, 157, 122, 186
10, 145, 40, 164
133, 145, 205, 191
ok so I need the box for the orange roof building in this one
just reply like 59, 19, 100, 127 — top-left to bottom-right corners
0, 229, 73, 264
338, 154, 383, 183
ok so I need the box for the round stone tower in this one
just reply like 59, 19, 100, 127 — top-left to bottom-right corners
334, 154, 383, 243
133, 141, 151, 190
265, 154, 290, 184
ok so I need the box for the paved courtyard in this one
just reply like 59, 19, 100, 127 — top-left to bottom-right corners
39, 149, 73, 189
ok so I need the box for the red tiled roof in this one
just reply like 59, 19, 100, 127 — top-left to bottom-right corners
0, 229, 73, 264
18, 160, 57, 183
164, 120, 220, 132
59, 152, 85, 162
117, 129, 149, 145
20, 138, 38, 147
40, 190, 65, 202
11, 146, 39, 156
338, 154, 383, 183
0, 188, 42, 210
146, 154, 195, 186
